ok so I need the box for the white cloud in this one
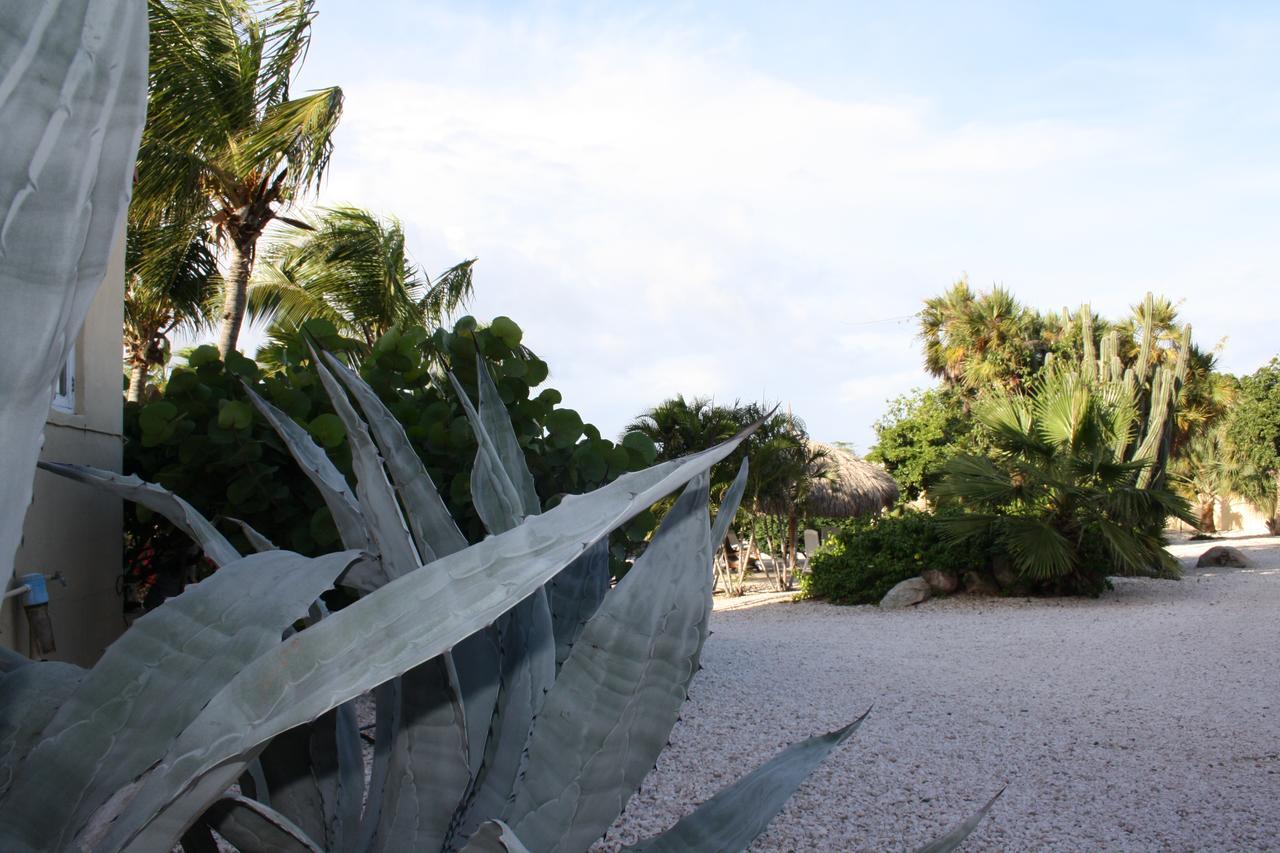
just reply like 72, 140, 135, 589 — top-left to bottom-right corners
290, 8, 1280, 448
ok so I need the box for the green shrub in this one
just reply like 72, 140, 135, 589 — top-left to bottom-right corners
123, 316, 658, 601
800, 510, 991, 604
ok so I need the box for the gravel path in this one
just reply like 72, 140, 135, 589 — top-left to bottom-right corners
595, 536, 1280, 852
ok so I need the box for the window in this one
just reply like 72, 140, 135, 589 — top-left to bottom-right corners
52, 345, 76, 413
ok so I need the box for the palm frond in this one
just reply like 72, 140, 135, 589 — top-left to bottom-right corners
995, 517, 1074, 580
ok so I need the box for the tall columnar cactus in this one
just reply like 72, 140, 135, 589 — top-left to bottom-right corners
1073, 294, 1189, 489
0, 0, 148, 590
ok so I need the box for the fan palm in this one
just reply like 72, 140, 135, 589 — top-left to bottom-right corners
247, 206, 475, 349
134, 0, 343, 357
919, 281, 1041, 402
934, 368, 1194, 595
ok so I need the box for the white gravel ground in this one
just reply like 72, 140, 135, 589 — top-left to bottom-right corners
594, 536, 1280, 852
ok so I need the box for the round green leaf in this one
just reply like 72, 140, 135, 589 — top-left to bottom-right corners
217, 400, 254, 431
525, 358, 549, 386
186, 345, 220, 368
622, 431, 658, 465
138, 401, 178, 434
307, 413, 347, 448
489, 316, 523, 348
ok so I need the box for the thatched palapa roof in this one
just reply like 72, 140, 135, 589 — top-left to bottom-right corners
803, 441, 899, 518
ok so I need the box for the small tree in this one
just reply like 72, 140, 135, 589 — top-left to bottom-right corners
1225, 358, 1280, 533
867, 387, 977, 502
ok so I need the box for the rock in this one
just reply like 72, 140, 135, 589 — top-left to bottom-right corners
992, 555, 1020, 589
921, 569, 959, 594
962, 571, 1000, 596
1196, 545, 1251, 568
880, 577, 932, 609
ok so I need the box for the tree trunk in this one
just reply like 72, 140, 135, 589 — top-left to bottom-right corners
126, 351, 148, 403
217, 239, 253, 358
785, 510, 798, 591
1197, 497, 1216, 534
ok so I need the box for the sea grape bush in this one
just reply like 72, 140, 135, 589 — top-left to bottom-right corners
801, 509, 993, 605
124, 316, 658, 598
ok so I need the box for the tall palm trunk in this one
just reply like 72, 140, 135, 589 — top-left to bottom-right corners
218, 238, 253, 357
127, 350, 149, 403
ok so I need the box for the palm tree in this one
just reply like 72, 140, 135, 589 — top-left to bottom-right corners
124, 218, 220, 401
919, 281, 1041, 403
247, 206, 475, 348
625, 395, 740, 463
135, 0, 343, 358
935, 368, 1194, 595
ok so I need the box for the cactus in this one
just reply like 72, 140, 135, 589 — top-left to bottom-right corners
3, 351, 996, 852
1071, 293, 1189, 489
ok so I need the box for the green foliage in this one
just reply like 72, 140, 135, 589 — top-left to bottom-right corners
934, 368, 1195, 596
800, 510, 990, 604
124, 317, 655, 596
867, 388, 978, 501
1225, 357, 1280, 526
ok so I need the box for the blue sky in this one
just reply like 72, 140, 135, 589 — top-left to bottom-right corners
256, 1, 1280, 449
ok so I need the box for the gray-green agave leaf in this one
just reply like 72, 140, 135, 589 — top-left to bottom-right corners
203, 794, 323, 853
624, 711, 868, 852
0, 550, 361, 852
0, 662, 83, 799
321, 350, 467, 561
37, 461, 240, 567
915, 787, 1004, 853
504, 472, 714, 852
94, 429, 752, 852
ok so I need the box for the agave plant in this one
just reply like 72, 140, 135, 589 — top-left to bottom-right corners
2, 345, 999, 851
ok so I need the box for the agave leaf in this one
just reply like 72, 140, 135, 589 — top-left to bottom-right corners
624, 712, 868, 852
453, 628, 503, 779
0, 662, 84, 799
0, 0, 147, 592
98, 431, 751, 853
473, 354, 541, 517
36, 461, 240, 567
256, 707, 355, 849
243, 387, 371, 557
460, 819, 534, 853
224, 516, 278, 552
321, 351, 468, 561
0, 646, 31, 674
368, 657, 471, 853
353, 680, 400, 852
0, 550, 360, 852
452, 590, 556, 845
504, 473, 714, 853
915, 787, 1005, 853
203, 794, 323, 853
547, 539, 610, 670
711, 458, 749, 552
329, 701, 365, 853
311, 346, 420, 580
449, 370, 529, 534
449, 353, 557, 818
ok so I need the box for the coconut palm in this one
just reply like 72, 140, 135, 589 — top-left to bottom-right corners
934, 368, 1194, 595
134, 0, 343, 357
124, 218, 220, 401
247, 206, 475, 349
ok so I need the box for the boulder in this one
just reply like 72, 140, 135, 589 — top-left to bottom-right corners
880, 577, 932, 609
991, 555, 1020, 589
1196, 545, 1251, 568
921, 569, 959, 594
961, 570, 1000, 596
